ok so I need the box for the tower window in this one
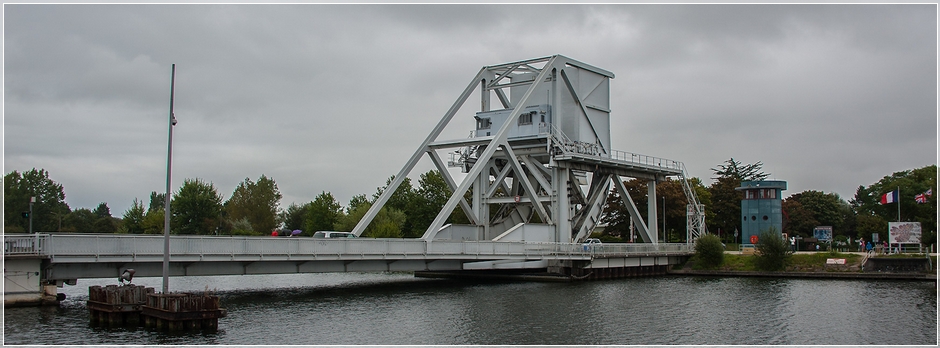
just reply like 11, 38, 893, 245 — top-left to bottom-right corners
519, 111, 533, 125
477, 118, 491, 130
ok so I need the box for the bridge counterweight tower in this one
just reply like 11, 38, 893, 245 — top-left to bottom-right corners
352, 55, 706, 243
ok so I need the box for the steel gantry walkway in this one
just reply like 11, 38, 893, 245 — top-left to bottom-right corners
353, 55, 706, 244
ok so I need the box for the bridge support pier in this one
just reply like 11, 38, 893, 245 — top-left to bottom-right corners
550, 255, 685, 280
3, 256, 62, 307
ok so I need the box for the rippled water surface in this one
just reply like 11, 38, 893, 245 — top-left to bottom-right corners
4, 273, 937, 345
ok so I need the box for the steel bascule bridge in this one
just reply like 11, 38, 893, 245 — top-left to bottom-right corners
4, 55, 706, 306
354, 54, 705, 245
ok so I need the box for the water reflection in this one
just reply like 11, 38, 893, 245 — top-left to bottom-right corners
4, 274, 936, 345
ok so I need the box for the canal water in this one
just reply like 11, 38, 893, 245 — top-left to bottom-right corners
4, 272, 937, 345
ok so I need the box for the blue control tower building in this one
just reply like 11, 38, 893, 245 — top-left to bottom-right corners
736, 180, 787, 245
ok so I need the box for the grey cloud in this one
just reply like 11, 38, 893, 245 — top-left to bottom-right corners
4, 4, 935, 215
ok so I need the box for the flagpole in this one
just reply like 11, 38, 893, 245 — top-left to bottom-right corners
896, 186, 900, 222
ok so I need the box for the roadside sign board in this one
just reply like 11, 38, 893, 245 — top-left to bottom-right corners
813, 226, 833, 241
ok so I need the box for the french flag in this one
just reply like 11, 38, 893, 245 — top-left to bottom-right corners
880, 190, 898, 204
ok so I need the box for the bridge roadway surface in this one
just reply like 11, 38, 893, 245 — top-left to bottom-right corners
4, 233, 693, 281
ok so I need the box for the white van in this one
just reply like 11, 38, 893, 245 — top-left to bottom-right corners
312, 231, 357, 239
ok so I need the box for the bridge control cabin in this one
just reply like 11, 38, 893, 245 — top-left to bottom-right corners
475, 104, 552, 139
736, 180, 787, 246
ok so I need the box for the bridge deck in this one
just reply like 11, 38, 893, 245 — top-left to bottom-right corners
4, 234, 692, 280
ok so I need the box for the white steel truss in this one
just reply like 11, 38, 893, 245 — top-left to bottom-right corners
352, 55, 706, 243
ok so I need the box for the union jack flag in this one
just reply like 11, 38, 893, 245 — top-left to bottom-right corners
915, 188, 933, 204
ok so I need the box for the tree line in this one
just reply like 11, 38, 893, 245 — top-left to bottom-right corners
4, 161, 936, 246
600, 159, 936, 246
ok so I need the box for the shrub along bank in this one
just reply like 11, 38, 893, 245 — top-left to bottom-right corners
687, 251, 936, 273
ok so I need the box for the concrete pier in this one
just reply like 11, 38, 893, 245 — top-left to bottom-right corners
4, 256, 61, 307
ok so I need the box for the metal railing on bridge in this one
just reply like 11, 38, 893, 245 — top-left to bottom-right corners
5, 234, 692, 263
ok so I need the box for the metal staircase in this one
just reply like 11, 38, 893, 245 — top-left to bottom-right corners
678, 162, 707, 242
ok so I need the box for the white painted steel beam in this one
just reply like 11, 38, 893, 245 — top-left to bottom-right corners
560, 68, 607, 154
648, 180, 659, 244
613, 175, 653, 243
428, 150, 479, 225
421, 56, 560, 240
352, 67, 487, 237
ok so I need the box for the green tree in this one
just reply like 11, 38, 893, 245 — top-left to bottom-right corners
280, 202, 310, 231
149, 191, 166, 212
373, 175, 417, 235
306, 191, 343, 234
4, 168, 71, 233
230, 217, 255, 236
409, 170, 455, 238
754, 227, 793, 271
374, 176, 416, 212
225, 175, 282, 234
62, 208, 97, 232
708, 176, 743, 243
93, 202, 111, 218
171, 178, 223, 235
335, 201, 405, 238
141, 209, 165, 235
781, 199, 818, 238
346, 194, 369, 214
786, 191, 852, 237
851, 165, 937, 246
94, 216, 120, 233
369, 208, 407, 238
122, 198, 146, 234
694, 233, 725, 269
855, 213, 888, 245
90, 202, 119, 233
707, 158, 769, 243
711, 158, 770, 182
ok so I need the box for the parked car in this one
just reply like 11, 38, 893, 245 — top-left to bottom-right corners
312, 231, 357, 239
582, 238, 602, 251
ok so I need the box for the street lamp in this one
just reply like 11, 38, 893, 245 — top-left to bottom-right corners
29, 196, 35, 234
163, 64, 177, 294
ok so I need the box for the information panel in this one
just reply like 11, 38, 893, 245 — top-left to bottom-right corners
813, 226, 833, 241
888, 222, 922, 244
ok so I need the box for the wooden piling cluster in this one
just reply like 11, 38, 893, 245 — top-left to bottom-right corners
141, 292, 227, 331
88, 285, 226, 332
87, 285, 154, 327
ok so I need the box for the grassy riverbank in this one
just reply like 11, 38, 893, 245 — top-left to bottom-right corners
690, 251, 937, 273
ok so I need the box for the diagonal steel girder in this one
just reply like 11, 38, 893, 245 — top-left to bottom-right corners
421, 56, 561, 240
427, 149, 479, 225
572, 173, 612, 242
351, 67, 487, 236
613, 175, 655, 243
501, 145, 552, 224
560, 69, 607, 154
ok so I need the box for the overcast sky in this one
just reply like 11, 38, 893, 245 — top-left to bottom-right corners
4, 4, 937, 217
